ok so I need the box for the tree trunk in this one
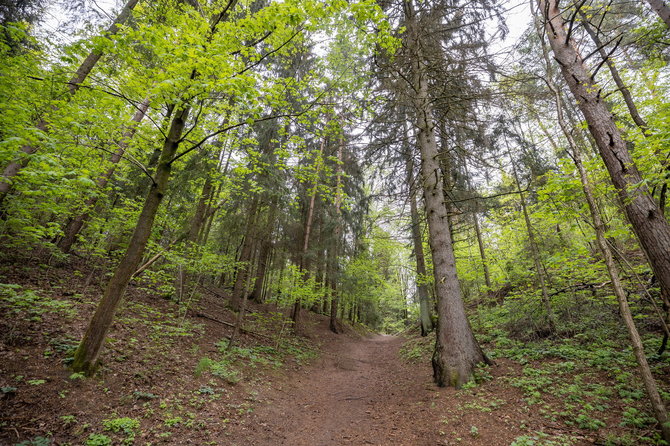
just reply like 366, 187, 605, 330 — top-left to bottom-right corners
231, 196, 260, 310
71, 105, 190, 375
509, 149, 556, 333
578, 13, 648, 134
537, 13, 670, 440
250, 196, 279, 302
540, 0, 670, 309
329, 136, 344, 334
0, 0, 140, 205
292, 138, 325, 326
405, 143, 433, 336
58, 98, 151, 253
644, 0, 670, 28
409, 29, 487, 386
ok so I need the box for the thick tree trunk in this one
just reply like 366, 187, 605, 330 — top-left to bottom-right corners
644, 0, 670, 28
71, 106, 190, 375
410, 44, 487, 387
405, 146, 433, 336
58, 98, 151, 253
541, 0, 670, 309
0, 0, 140, 205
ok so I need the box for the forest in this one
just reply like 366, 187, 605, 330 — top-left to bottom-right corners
1, 0, 670, 444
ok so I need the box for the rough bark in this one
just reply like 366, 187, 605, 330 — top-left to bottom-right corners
58, 98, 151, 253
71, 105, 190, 375
0, 0, 140, 204
541, 0, 670, 311
409, 30, 487, 386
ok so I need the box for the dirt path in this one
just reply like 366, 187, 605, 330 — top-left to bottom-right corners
233, 331, 442, 446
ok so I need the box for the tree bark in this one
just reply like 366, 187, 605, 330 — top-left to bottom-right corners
408, 20, 487, 386
58, 98, 151, 253
644, 0, 670, 28
405, 143, 433, 336
0, 0, 140, 205
329, 136, 344, 334
292, 138, 325, 326
231, 196, 260, 310
578, 12, 648, 134
71, 105, 190, 375
70, 2, 236, 375
540, 0, 670, 311
537, 12, 670, 441
508, 148, 556, 333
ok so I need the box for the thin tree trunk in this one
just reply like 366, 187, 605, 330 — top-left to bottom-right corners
407, 12, 487, 386
231, 196, 260, 310
540, 0, 670, 311
250, 196, 279, 302
463, 163, 492, 290
329, 136, 344, 334
70, 2, 236, 375
578, 12, 648, 134
508, 147, 556, 333
405, 141, 433, 336
71, 105, 190, 375
58, 98, 151, 253
292, 138, 325, 325
0, 0, 140, 205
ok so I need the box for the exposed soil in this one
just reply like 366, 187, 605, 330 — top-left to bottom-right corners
1, 257, 664, 445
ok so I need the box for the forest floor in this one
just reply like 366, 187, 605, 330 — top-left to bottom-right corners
1, 256, 667, 445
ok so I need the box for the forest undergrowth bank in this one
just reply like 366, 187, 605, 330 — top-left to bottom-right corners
2, 254, 669, 446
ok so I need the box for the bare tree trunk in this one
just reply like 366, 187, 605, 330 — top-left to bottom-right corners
292, 138, 325, 326
250, 196, 279, 302
70, 2, 236, 376
407, 17, 487, 386
71, 105, 190, 375
644, 0, 670, 28
508, 148, 556, 333
578, 13, 648, 134
540, 0, 670, 310
231, 196, 260, 310
0, 0, 140, 205
58, 98, 151, 253
405, 142, 433, 336
329, 136, 344, 334
463, 163, 492, 290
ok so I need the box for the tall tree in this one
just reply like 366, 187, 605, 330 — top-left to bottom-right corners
539, 0, 670, 311
0, 0, 140, 205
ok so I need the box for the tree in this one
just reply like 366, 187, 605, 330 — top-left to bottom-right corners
539, 0, 670, 318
